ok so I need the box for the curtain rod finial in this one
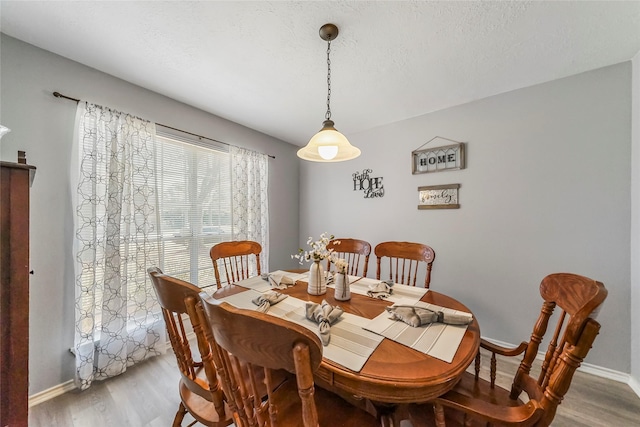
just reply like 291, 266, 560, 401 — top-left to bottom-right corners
52, 91, 80, 103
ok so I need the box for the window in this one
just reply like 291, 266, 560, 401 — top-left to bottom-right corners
74, 119, 269, 332
73, 103, 269, 389
155, 133, 232, 288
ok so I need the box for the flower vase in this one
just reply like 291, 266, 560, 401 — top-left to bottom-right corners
307, 260, 327, 295
334, 272, 351, 301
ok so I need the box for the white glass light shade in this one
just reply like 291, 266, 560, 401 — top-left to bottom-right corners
318, 145, 339, 160
297, 120, 361, 162
0, 125, 10, 140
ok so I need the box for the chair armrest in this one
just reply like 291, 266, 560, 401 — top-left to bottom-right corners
481, 339, 528, 357
436, 390, 543, 427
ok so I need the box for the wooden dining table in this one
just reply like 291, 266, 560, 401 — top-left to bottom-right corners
211, 275, 480, 426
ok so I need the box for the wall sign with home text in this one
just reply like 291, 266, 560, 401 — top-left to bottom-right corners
412, 136, 465, 174
353, 169, 384, 199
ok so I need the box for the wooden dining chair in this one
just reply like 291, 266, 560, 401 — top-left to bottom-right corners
326, 238, 372, 277
198, 294, 380, 427
374, 241, 436, 287
210, 240, 262, 288
406, 273, 608, 427
147, 267, 233, 427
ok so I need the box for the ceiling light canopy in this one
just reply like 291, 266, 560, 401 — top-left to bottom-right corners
297, 23, 361, 163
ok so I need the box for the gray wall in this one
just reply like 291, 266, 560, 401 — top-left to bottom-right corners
0, 32, 634, 394
300, 62, 632, 372
632, 52, 640, 389
0, 34, 301, 395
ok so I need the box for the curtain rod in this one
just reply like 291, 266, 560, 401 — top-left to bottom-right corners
52, 91, 275, 159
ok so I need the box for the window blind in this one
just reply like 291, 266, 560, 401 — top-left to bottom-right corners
156, 133, 232, 287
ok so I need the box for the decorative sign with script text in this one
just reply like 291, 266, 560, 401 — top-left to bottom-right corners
412, 137, 465, 174
353, 169, 384, 199
418, 184, 460, 209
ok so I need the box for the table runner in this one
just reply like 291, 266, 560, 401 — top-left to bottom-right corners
232, 271, 309, 293
363, 298, 472, 363
215, 290, 384, 372
328, 277, 428, 304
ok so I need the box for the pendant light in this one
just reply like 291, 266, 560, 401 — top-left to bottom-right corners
297, 23, 361, 162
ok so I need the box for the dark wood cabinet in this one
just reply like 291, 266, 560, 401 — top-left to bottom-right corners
1, 153, 35, 427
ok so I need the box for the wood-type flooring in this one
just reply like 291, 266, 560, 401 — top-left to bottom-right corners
29, 348, 640, 426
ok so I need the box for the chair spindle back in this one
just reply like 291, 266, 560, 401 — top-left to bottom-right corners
210, 240, 262, 288
508, 273, 607, 402
199, 295, 324, 427
374, 241, 435, 287
326, 238, 372, 277
147, 268, 230, 426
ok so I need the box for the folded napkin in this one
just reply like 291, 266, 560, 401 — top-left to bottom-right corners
251, 291, 288, 313
367, 281, 393, 299
305, 300, 343, 346
267, 272, 296, 289
385, 305, 473, 327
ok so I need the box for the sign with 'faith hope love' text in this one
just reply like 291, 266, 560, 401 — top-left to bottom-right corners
353, 169, 384, 199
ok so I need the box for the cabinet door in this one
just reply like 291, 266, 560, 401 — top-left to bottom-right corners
1, 162, 34, 427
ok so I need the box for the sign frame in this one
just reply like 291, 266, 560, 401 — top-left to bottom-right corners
412, 142, 465, 174
418, 184, 460, 210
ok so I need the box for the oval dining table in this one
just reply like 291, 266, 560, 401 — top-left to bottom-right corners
211, 276, 480, 426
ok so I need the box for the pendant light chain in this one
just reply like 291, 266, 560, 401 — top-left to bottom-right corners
297, 23, 361, 162
325, 40, 332, 121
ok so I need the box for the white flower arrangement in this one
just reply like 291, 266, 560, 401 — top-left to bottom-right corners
292, 233, 340, 264
333, 257, 348, 274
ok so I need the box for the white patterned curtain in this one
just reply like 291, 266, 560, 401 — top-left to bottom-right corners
230, 146, 269, 271
72, 102, 165, 390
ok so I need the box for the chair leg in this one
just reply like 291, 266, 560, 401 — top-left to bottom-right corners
434, 402, 446, 427
173, 402, 187, 427
379, 412, 396, 427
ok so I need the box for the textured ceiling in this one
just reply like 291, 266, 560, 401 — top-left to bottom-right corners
2, 1, 640, 146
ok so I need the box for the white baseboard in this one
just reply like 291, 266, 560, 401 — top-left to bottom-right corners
578, 361, 631, 383
29, 380, 76, 407
629, 375, 640, 397
29, 334, 187, 407
482, 336, 638, 398
30, 335, 640, 406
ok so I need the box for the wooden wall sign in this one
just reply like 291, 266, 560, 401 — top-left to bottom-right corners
412, 137, 465, 174
418, 184, 460, 209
